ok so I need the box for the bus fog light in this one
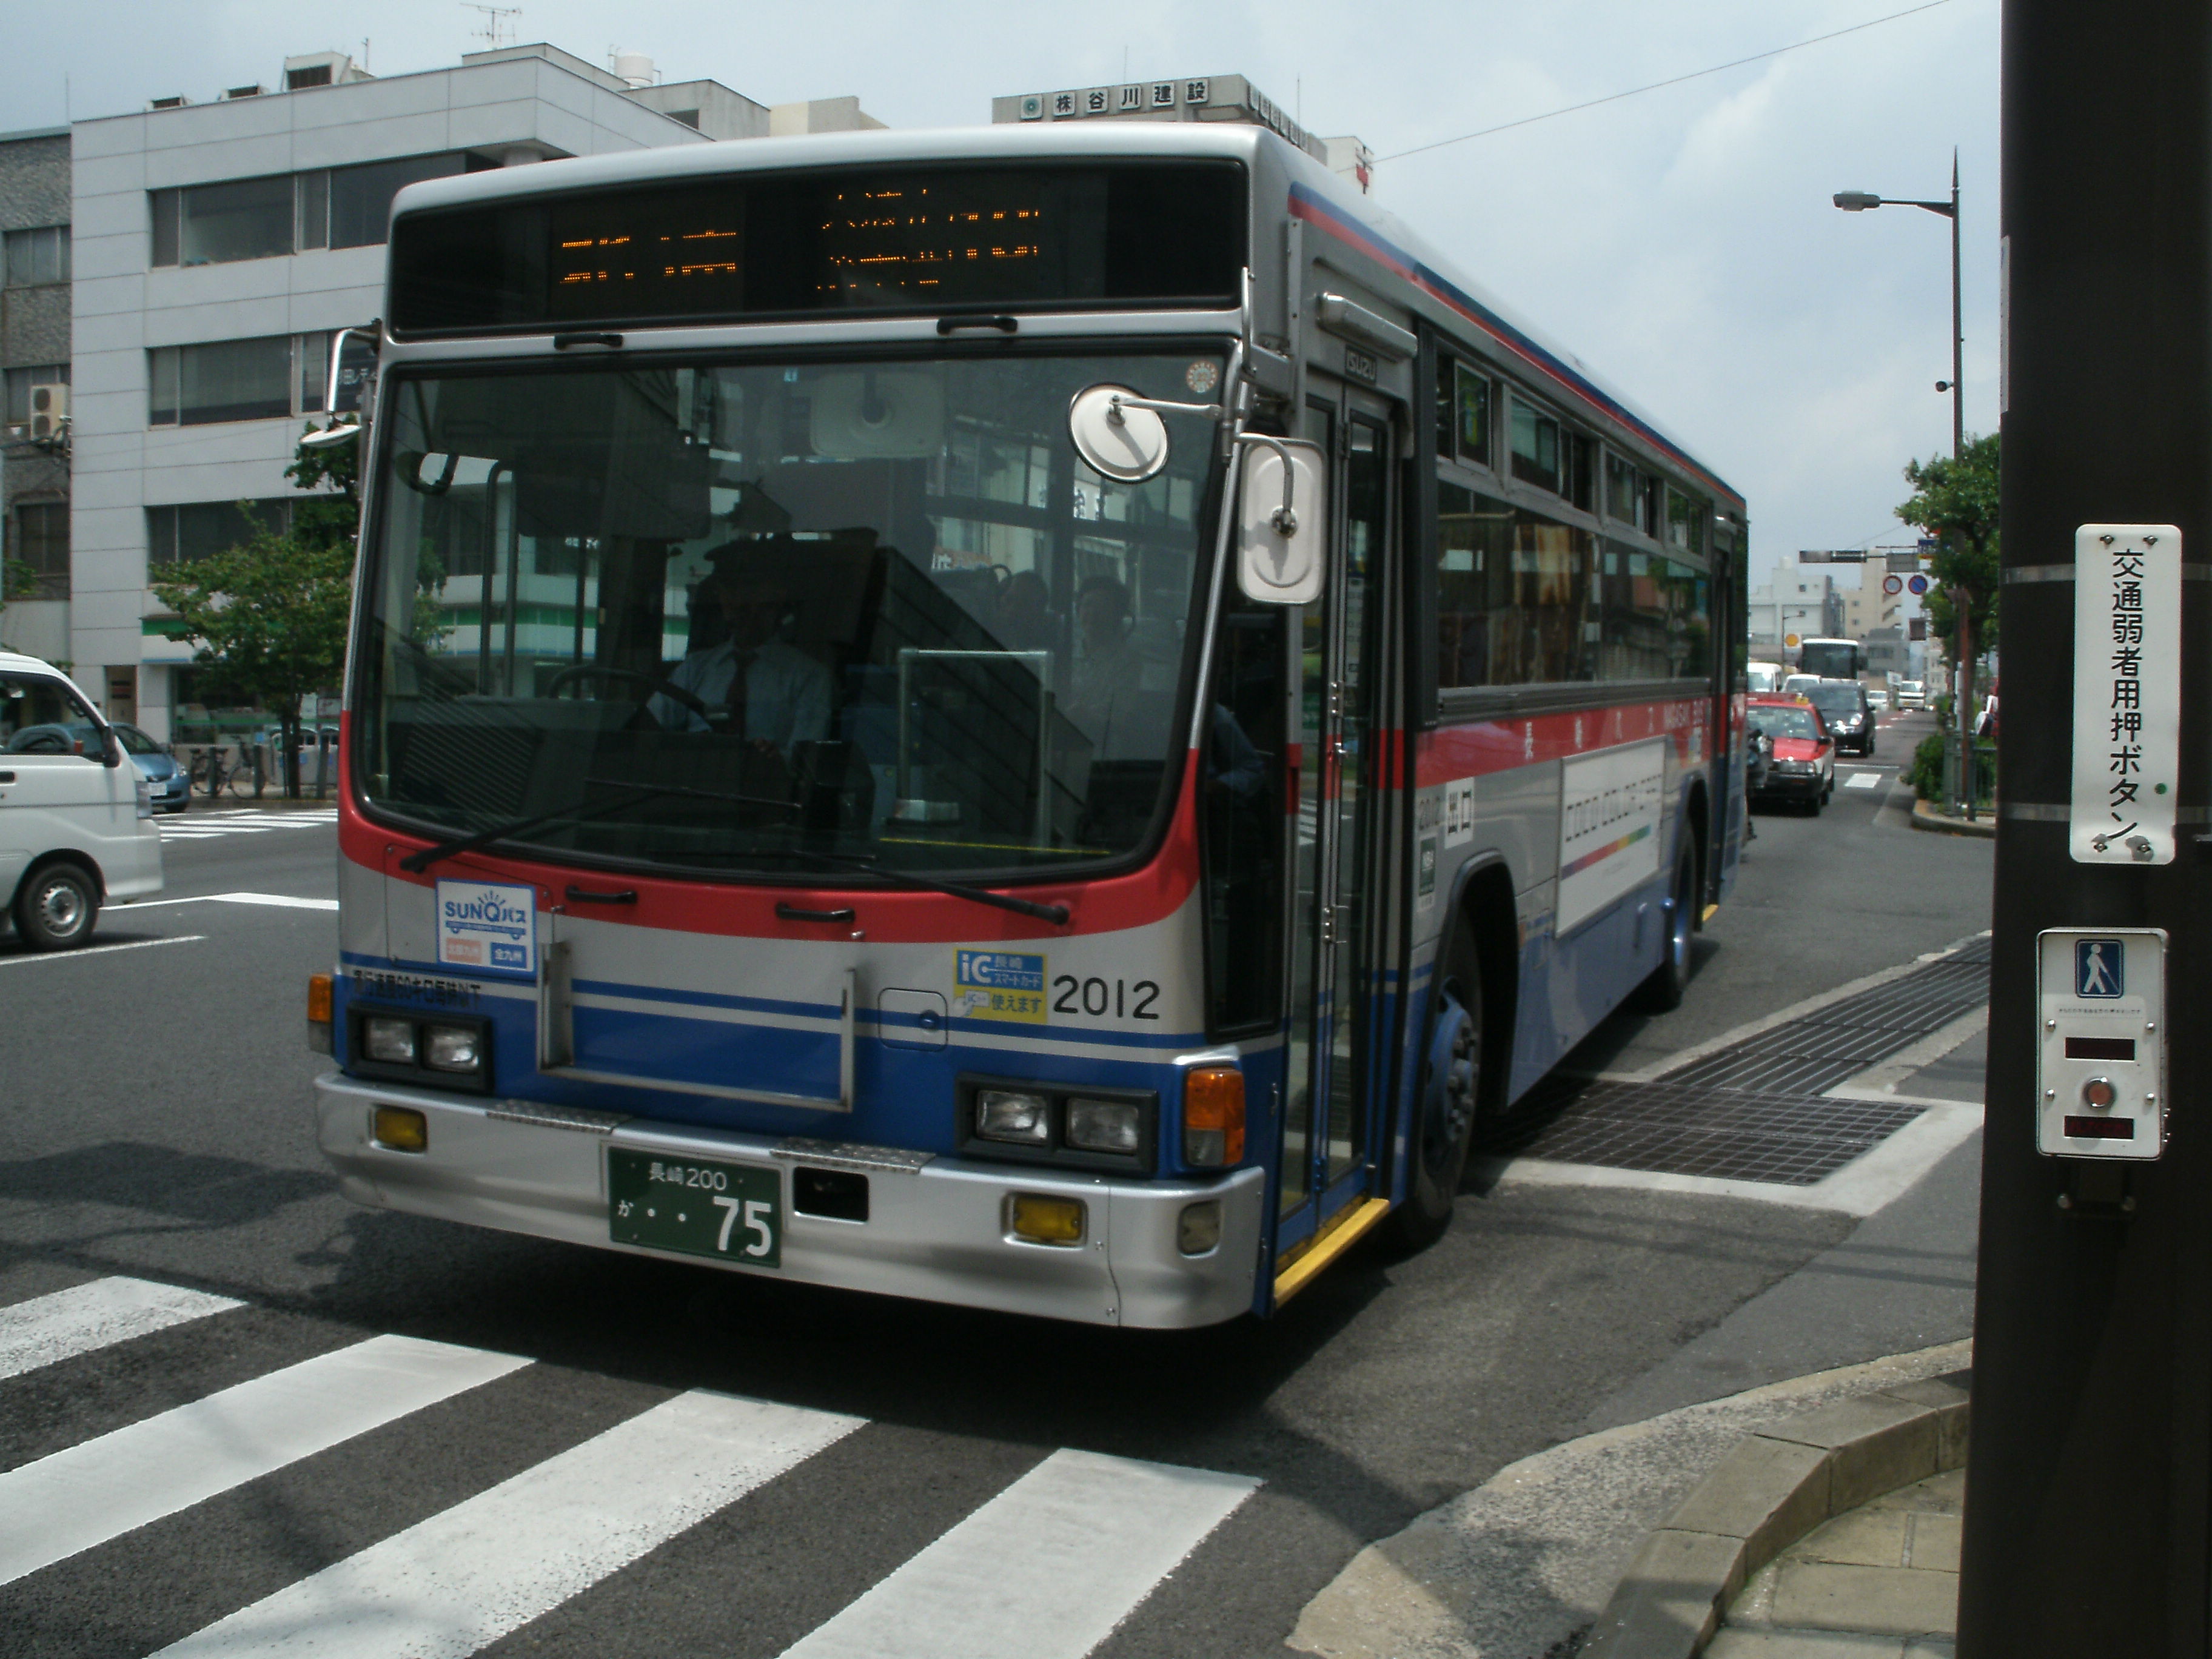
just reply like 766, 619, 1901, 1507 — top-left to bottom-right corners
372, 1105, 428, 1153
1009, 1194, 1084, 1245
364, 1017, 417, 1064
976, 1088, 1050, 1144
1178, 1200, 1224, 1256
1182, 1067, 1245, 1167
1066, 1097, 1141, 1154
424, 1024, 483, 1073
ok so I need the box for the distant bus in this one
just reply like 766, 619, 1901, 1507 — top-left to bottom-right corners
1796, 637, 1863, 680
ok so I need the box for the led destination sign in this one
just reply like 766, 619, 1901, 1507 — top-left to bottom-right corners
390, 160, 1245, 335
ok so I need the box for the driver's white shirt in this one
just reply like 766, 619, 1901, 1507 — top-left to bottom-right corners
652, 638, 832, 752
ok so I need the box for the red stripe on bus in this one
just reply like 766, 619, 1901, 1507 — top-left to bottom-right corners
1412, 698, 1710, 788
340, 741, 1203, 943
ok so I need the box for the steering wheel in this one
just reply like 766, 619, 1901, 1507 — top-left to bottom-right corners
542, 664, 723, 729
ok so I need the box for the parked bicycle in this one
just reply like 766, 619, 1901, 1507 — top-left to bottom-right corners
188, 742, 264, 799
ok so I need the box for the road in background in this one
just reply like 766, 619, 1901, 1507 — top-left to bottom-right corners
0, 759, 1994, 1658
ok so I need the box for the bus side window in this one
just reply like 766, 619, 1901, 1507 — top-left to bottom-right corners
1202, 599, 1286, 1034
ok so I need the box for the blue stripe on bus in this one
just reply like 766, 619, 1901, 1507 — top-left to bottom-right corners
338, 954, 1207, 1050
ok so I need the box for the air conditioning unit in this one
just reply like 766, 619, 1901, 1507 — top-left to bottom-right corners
28, 383, 69, 441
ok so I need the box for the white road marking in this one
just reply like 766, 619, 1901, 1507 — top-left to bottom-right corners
1844, 773, 1883, 789
152, 1390, 863, 1659
132, 892, 338, 911
778, 1447, 1260, 1659
0, 1277, 243, 1382
0, 934, 206, 968
0, 1335, 528, 1586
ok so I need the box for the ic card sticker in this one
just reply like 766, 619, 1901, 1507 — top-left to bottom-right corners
954, 950, 1047, 1022
435, 879, 537, 977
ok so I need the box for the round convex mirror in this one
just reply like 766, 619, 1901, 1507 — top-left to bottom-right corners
1067, 384, 1169, 483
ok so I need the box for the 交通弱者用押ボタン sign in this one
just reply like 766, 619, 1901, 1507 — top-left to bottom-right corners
2071, 525, 2180, 865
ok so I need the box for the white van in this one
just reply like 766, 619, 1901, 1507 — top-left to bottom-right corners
0, 650, 163, 949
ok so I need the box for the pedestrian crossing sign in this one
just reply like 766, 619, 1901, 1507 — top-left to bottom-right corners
2076, 938, 2124, 998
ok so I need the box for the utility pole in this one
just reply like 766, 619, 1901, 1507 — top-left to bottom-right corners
1957, 2, 2212, 1654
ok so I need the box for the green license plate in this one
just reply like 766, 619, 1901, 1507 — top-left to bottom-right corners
608, 1150, 781, 1268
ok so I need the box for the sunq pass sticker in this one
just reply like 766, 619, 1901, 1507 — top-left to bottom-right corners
954, 950, 1047, 1022
435, 879, 537, 976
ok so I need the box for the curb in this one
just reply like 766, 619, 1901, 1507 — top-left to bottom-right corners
1580, 1370, 1969, 1658
1909, 799, 1996, 838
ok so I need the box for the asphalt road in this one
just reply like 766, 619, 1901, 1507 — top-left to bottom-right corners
0, 746, 1994, 1659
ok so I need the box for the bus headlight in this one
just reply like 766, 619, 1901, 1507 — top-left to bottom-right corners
976, 1088, 1050, 1145
1008, 1193, 1085, 1245
424, 1024, 483, 1073
364, 1017, 417, 1064
1066, 1097, 1142, 1155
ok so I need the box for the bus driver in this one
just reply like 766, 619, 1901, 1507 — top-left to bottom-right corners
652, 546, 833, 756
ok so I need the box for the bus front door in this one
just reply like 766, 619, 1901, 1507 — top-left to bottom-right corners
1277, 403, 1393, 1268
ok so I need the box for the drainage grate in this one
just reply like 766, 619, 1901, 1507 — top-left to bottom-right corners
1492, 1078, 1925, 1186
1485, 940, 1989, 1187
1663, 955, 1990, 1099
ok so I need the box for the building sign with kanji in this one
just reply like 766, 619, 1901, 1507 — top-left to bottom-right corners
2071, 524, 2180, 865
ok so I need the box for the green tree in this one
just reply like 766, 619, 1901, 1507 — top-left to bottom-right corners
150, 425, 361, 795
1897, 433, 2000, 800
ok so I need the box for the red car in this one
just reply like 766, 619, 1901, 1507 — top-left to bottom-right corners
1746, 694, 1835, 813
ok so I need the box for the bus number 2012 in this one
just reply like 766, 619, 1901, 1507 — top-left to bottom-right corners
1053, 976, 1161, 1019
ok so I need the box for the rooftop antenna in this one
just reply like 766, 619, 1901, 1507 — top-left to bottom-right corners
461, 4, 520, 51
360, 38, 370, 72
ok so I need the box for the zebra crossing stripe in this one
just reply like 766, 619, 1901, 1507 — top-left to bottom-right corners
0, 1335, 527, 1586
776, 1447, 1260, 1659
0, 1276, 242, 1382
151, 1390, 863, 1658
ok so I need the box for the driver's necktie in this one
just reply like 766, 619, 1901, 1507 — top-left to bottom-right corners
726, 650, 754, 741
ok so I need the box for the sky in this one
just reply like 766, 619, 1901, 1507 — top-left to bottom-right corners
2, 0, 2001, 604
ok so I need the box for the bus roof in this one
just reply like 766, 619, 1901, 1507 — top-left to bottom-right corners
389, 121, 1741, 509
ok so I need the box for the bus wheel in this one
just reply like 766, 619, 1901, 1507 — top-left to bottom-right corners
1386, 973, 1481, 1252
1637, 841, 1697, 1011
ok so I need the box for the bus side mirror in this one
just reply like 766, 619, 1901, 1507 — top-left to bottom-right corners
1236, 437, 1327, 606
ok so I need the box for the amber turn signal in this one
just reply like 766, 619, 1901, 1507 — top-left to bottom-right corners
307, 973, 333, 1024
1183, 1067, 1245, 1167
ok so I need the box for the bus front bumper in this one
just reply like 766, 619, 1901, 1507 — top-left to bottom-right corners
313, 1073, 1266, 1330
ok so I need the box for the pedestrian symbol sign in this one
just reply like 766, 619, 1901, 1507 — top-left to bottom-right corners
2076, 939, 2124, 998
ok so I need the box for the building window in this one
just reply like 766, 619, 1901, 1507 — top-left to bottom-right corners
327, 153, 469, 249
9, 502, 70, 597
147, 499, 295, 566
151, 153, 469, 266
4, 225, 70, 286
4, 364, 69, 426
150, 175, 294, 267
148, 337, 299, 426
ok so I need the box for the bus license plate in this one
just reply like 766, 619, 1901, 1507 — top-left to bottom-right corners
608, 1150, 781, 1269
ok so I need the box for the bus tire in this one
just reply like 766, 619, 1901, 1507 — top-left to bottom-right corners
14, 862, 99, 951
1637, 839, 1697, 1012
1385, 970, 1481, 1252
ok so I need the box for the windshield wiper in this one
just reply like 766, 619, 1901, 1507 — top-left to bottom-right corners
397, 777, 797, 874
744, 848, 1071, 925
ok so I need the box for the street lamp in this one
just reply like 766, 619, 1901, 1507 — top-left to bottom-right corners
1837, 155, 1972, 811
1834, 152, 1963, 462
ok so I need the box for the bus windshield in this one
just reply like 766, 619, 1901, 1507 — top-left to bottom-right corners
355, 350, 1226, 880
